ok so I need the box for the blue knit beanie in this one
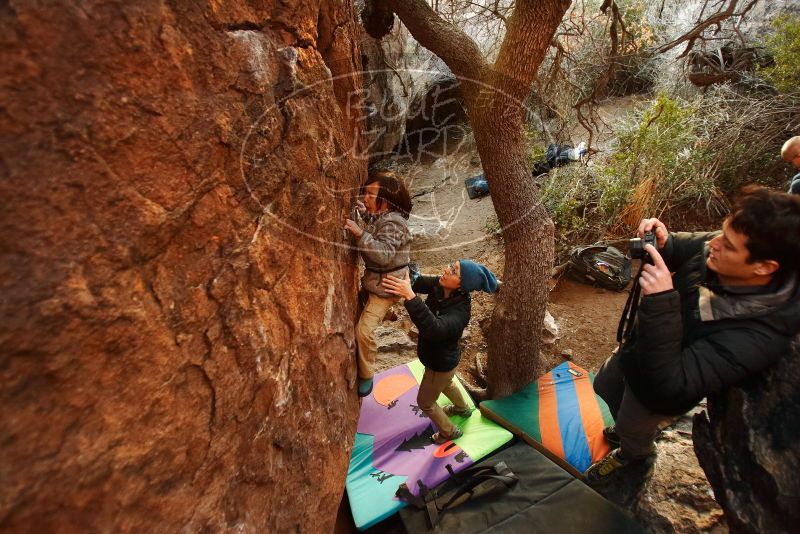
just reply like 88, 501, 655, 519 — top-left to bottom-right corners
458, 260, 498, 293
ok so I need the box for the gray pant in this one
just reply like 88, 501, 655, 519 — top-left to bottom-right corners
417, 367, 469, 437
593, 350, 668, 458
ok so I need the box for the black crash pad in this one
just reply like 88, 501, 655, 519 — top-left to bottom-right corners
399, 442, 644, 533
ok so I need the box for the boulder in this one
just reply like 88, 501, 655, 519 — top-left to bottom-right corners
0, 1, 365, 531
693, 336, 800, 533
597, 406, 726, 533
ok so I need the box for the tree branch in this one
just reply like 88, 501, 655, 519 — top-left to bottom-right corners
492, 0, 572, 102
371, 0, 489, 84
655, 0, 759, 59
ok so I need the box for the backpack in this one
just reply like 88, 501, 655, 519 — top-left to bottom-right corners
396, 460, 518, 528
566, 244, 632, 291
464, 174, 490, 199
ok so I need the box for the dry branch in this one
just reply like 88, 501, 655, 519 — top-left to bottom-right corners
655, 0, 760, 58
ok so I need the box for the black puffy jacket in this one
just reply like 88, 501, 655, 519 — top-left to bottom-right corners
621, 231, 800, 415
404, 275, 471, 372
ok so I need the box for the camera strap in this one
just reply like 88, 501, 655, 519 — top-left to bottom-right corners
617, 262, 646, 343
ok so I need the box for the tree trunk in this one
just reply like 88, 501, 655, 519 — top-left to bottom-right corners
366, 0, 569, 398
471, 107, 554, 398
692, 334, 800, 533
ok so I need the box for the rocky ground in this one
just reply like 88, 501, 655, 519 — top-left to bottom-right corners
338, 138, 727, 532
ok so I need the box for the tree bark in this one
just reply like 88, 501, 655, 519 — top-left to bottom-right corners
365, 0, 569, 397
692, 334, 800, 533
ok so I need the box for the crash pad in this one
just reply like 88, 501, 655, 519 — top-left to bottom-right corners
399, 442, 644, 533
346, 359, 514, 530
480, 361, 614, 477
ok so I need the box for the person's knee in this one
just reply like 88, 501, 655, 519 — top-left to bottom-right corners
417, 391, 436, 412
356, 314, 375, 342
593, 354, 622, 392
592, 369, 615, 399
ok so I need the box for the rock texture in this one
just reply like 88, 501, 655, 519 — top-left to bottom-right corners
596, 406, 727, 533
0, 1, 365, 531
359, 20, 446, 163
396, 75, 468, 163
360, 27, 415, 161
693, 336, 800, 533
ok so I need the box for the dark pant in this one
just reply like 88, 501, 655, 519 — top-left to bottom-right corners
593, 350, 668, 458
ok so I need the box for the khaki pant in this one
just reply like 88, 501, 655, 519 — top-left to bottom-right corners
593, 350, 669, 458
417, 367, 469, 437
355, 293, 397, 380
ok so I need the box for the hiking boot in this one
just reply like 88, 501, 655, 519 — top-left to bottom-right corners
584, 448, 631, 486
603, 425, 620, 447
431, 426, 463, 444
443, 404, 475, 418
357, 377, 373, 398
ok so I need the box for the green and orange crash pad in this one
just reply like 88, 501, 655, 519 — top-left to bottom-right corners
480, 361, 615, 478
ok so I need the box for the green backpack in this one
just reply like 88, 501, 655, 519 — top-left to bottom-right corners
566, 244, 632, 291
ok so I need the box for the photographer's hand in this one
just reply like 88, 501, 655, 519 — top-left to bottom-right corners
640, 245, 673, 295
638, 218, 669, 249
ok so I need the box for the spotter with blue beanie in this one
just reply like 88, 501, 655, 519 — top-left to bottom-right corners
382, 260, 499, 444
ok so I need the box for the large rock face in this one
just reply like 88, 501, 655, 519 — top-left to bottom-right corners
693, 335, 800, 533
0, 1, 365, 531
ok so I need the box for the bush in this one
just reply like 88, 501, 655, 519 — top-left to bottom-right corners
759, 15, 800, 94
536, 87, 798, 249
602, 94, 708, 230
600, 88, 797, 232
540, 164, 607, 251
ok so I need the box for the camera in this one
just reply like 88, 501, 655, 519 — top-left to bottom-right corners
629, 231, 656, 260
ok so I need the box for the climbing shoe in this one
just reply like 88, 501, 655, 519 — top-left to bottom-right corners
584, 448, 631, 486
357, 377, 374, 398
603, 425, 620, 447
431, 426, 463, 444
443, 405, 475, 418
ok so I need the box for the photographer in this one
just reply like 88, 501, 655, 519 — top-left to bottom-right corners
585, 186, 800, 485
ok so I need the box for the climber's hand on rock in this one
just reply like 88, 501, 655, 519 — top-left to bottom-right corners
343, 219, 363, 238
382, 272, 415, 300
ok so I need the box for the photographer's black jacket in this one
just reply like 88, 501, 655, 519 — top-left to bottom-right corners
404, 275, 471, 372
621, 231, 800, 416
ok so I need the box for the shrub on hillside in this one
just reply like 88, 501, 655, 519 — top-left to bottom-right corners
759, 15, 800, 94
538, 87, 798, 254
602, 89, 797, 234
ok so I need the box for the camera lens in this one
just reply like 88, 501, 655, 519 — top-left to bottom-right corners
629, 231, 656, 261
629, 237, 644, 259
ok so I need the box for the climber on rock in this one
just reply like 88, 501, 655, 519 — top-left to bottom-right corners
344, 169, 413, 398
